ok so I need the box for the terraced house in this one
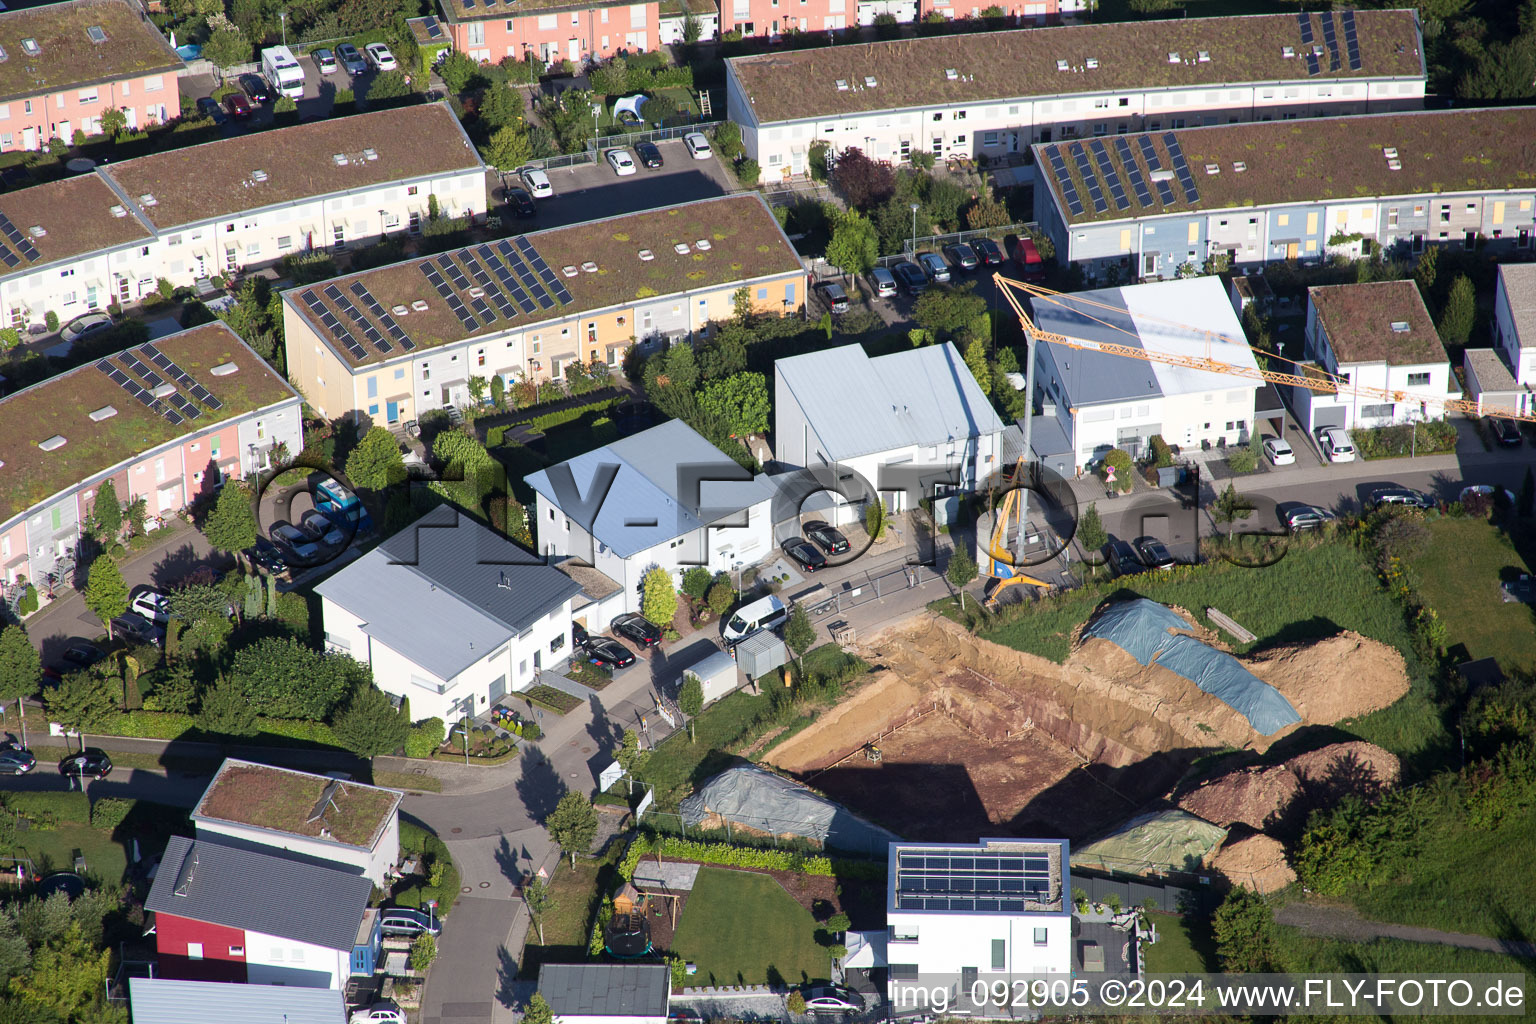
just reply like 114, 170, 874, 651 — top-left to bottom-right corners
1033, 106, 1536, 282
716, 0, 1081, 41
432, 0, 659, 64
726, 9, 1424, 180
0, 0, 183, 153
282, 193, 805, 428
0, 322, 300, 591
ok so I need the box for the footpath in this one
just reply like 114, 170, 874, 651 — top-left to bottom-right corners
1275, 903, 1536, 959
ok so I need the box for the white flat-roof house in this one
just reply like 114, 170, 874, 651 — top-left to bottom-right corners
774, 342, 1004, 524
1472, 263, 1536, 417
726, 10, 1424, 180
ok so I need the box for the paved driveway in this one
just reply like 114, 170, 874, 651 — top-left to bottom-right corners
499, 139, 735, 231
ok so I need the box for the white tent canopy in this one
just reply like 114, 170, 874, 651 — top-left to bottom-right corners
844, 930, 888, 969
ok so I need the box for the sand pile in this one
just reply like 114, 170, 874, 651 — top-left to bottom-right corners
767, 670, 926, 773
1284, 741, 1401, 801
1177, 766, 1303, 830
1246, 632, 1410, 721
1210, 833, 1297, 894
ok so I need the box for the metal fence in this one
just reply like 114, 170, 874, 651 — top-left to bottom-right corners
518, 119, 723, 172
876, 221, 1039, 263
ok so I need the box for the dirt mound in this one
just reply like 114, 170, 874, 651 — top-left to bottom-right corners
1246, 632, 1410, 723
1211, 833, 1297, 894
1177, 766, 1303, 830
767, 670, 927, 773
1284, 741, 1401, 802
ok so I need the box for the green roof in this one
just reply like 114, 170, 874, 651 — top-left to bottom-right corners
0, 173, 153, 274
439, 0, 634, 22
193, 759, 403, 850
1309, 281, 1445, 366
0, 0, 181, 104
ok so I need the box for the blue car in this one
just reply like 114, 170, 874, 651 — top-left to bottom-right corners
892, 260, 927, 295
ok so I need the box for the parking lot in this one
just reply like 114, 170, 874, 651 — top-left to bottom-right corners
186, 50, 406, 134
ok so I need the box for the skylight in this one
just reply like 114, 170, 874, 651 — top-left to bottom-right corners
38, 435, 66, 451
20, 38, 39, 57
87, 25, 107, 44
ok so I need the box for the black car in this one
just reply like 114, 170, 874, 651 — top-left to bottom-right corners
635, 141, 663, 168
111, 612, 162, 647
1135, 537, 1176, 571
782, 537, 826, 572
1106, 538, 1143, 576
58, 749, 113, 780
1368, 487, 1433, 510
803, 519, 850, 555
249, 539, 289, 575
0, 743, 36, 775
502, 185, 536, 219
241, 73, 272, 103
942, 242, 980, 272
584, 634, 635, 669
61, 642, 105, 669
1277, 501, 1336, 533
196, 96, 228, 125
611, 613, 662, 648
891, 261, 927, 295
1483, 416, 1523, 448
971, 237, 1005, 265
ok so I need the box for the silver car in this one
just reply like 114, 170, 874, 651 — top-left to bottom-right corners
870, 266, 897, 298
916, 252, 951, 283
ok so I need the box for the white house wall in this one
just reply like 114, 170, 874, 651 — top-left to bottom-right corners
242, 930, 350, 989
1493, 278, 1536, 387
885, 909, 1072, 976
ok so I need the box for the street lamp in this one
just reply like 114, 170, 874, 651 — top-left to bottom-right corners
910, 202, 920, 256
278, 11, 287, 47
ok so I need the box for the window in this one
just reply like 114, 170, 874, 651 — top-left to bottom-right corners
228, 945, 245, 956
77, 88, 98, 104
408, 211, 421, 234
991, 939, 1006, 970
757, 287, 767, 299
395, 368, 405, 379
477, 349, 485, 366
1407, 371, 1431, 387
333, 223, 346, 250
383, 212, 400, 230
891, 965, 919, 981
407, 185, 419, 196
145, 76, 163, 92
23, 100, 32, 115
246, 241, 260, 258
186, 943, 203, 960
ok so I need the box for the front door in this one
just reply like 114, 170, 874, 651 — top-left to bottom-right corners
568, 37, 580, 61
1286, 242, 1299, 259
21, 128, 35, 150
386, 400, 399, 424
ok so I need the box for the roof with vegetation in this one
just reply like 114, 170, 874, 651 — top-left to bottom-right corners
0, 323, 298, 521
100, 103, 481, 231
192, 759, 403, 850
1038, 106, 1536, 226
1308, 281, 1445, 366
728, 9, 1423, 124
659, 0, 717, 17
0, 174, 153, 274
291, 193, 802, 368
1497, 263, 1536, 348
0, 0, 181, 103
441, 0, 635, 23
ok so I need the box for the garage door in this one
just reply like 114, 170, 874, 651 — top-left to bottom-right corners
1312, 407, 1346, 431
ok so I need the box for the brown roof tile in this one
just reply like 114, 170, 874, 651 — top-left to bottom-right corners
0, 174, 152, 271
1308, 280, 1445, 366
0, 322, 298, 520
101, 103, 482, 231
729, 9, 1423, 125
0, 0, 181, 103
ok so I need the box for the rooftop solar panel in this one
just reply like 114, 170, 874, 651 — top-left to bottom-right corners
469, 295, 496, 323
0, 213, 38, 261
437, 253, 471, 291
461, 251, 494, 288
893, 848, 1056, 912
1155, 176, 1177, 206
484, 283, 517, 320
445, 294, 478, 331
166, 391, 201, 421
1298, 11, 1313, 45
1342, 10, 1361, 71
1305, 51, 1320, 75
0, 242, 20, 269
501, 240, 554, 310
518, 237, 573, 304
1116, 137, 1154, 207
350, 282, 386, 316
1090, 140, 1129, 211
1137, 135, 1162, 171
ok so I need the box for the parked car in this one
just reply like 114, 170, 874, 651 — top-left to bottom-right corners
1278, 501, 1336, 533
240, 73, 271, 103
611, 613, 662, 648
1368, 487, 1433, 510
299, 510, 348, 547
1013, 236, 1046, 281
248, 539, 289, 577
605, 148, 637, 176
313, 48, 338, 75
1482, 415, 1523, 448
223, 92, 252, 119
378, 908, 441, 937
942, 242, 980, 272
0, 743, 36, 776
350, 1003, 406, 1024
196, 96, 227, 125
803, 519, 850, 555
683, 132, 712, 159
1135, 537, 1176, 571
129, 588, 171, 625
61, 642, 105, 669
364, 42, 397, 70
520, 167, 553, 198
815, 280, 849, 314
111, 612, 162, 647
635, 140, 663, 168
971, 237, 1005, 265
60, 311, 113, 345
1460, 484, 1516, 506
336, 42, 367, 75
781, 536, 826, 572
58, 749, 113, 780
1262, 436, 1295, 466
892, 261, 927, 295
870, 265, 898, 298
1106, 538, 1143, 576
501, 185, 536, 219
1316, 426, 1356, 463
576, 628, 635, 669
271, 522, 322, 560
916, 251, 951, 283
802, 985, 862, 1013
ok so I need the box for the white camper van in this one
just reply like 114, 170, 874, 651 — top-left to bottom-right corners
722, 594, 788, 644
261, 45, 305, 100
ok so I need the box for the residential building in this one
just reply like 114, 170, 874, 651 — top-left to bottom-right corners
145, 836, 379, 989
1034, 107, 1536, 282
658, 0, 716, 45
1474, 263, 1536, 416
433, 0, 658, 65
538, 963, 671, 1024
1025, 277, 1269, 472
726, 9, 1424, 180
0, 103, 485, 329
0, 322, 300, 589
189, 759, 404, 885
885, 838, 1073, 981
526, 419, 777, 616
0, 0, 183, 154
129, 979, 346, 1024
316, 505, 584, 722
282, 193, 804, 428
773, 342, 1003, 522
1293, 281, 1452, 435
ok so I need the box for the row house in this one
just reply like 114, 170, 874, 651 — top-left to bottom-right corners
0, 103, 485, 332
282, 193, 805, 429
719, 0, 1081, 41
1034, 107, 1536, 283
434, 0, 657, 65
726, 9, 1425, 180
0, 322, 301, 588
0, 0, 183, 154
1466, 264, 1536, 419
658, 0, 719, 45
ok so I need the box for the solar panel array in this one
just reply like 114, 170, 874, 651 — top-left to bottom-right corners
1046, 146, 1084, 217
497, 239, 556, 311
349, 282, 416, 352
1089, 139, 1129, 212
1342, 10, 1362, 71
894, 848, 1055, 912
480, 243, 536, 315
96, 358, 179, 424
1321, 13, 1341, 72
517, 237, 575, 305
1298, 12, 1313, 45
143, 343, 223, 410
1117, 137, 1154, 207
0, 212, 39, 262
1140, 135, 1176, 206
303, 289, 367, 360
325, 283, 393, 356
1071, 144, 1107, 214
0, 237, 19, 269
1163, 133, 1201, 205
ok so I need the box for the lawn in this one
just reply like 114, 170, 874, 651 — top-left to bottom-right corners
645, 688, 773, 808
670, 867, 831, 987
519, 858, 606, 977
1142, 911, 1216, 974
1408, 517, 1535, 674
523, 686, 582, 714
5, 794, 188, 885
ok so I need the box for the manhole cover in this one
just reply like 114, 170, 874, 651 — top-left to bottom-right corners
461, 886, 472, 893
451, 827, 463, 834
479, 881, 491, 888
413, 767, 428, 775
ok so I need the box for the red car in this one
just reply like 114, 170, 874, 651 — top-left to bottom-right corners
223, 93, 252, 119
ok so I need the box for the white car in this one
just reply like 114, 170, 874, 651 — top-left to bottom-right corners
364, 42, 397, 71
130, 589, 171, 625
1316, 426, 1355, 463
606, 148, 637, 176
1460, 484, 1516, 505
1262, 436, 1295, 466
350, 1003, 406, 1024
683, 131, 712, 160
60, 311, 113, 345
520, 167, 553, 198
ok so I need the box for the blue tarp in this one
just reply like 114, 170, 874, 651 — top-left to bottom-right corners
1083, 599, 1301, 736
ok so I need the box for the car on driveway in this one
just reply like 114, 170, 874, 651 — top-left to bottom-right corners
501, 185, 536, 219
815, 280, 849, 314
1135, 537, 1176, 571
1368, 487, 1433, 510
223, 92, 252, 119
892, 261, 927, 295
1316, 426, 1355, 463
781, 536, 826, 572
1262, 436, 1295, 466
60, 311, 113, 345
350, 1002, 406, 1024
58, 749, 113, 781
971, 237, 1005, 265
0, 743, 36, 775
336, 42, 367, 76
299, 510, 348, 547
1460, 484, 1516, 507
378, 908, 440, 937
130, 589, 171, 624
574, 624, 635, 668
683, 132, 712, 159
1277, 501, 1336, 533
240, 73, 271, 103
635, 141, 663, 168
606, 148, 637, 176
196, 96, 227, 124
112, 612, 162, 647
943, 242, 980, 272
313, 48, 338, 75
1106, 538, 1143, 576
611, 613, 662, 648
249, 539, 289, 578
365, 42, 397, 70
521, 167, 553, 198
61, 642, 105, 669
1482, 415, 1523, 448
802, 985, 862, 1013
870, 265, 897, 298
916, 251, 950, 283
803, 519, 850, 555
271, 522, 322, 560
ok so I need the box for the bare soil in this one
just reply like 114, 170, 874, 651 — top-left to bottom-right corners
1210, 833, 1297, 894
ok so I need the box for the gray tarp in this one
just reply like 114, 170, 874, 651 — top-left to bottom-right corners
679, 764, 899, 854
1082, 599, 1301, 735
1071, 810, 1229, 875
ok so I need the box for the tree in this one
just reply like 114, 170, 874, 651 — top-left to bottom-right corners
783, 602, 815, 658
9, 923, 110, 1020
203, 26, 251, 69
44, 670, 118, 739
83, 556, 128, 635
523, 875, 555, 944
90, 481, 121, 543
963, 338, 992, 396
1128, 0, 1177, 10
366, 70, 414, 103
712, 120, 743, 161
825, 209, 879, 279
1212, 888, 1278, 972
787, 992, 807, 1015
545, 791, 599, 868
1077, 503, 1107, 558
196, 676, 258, 737
588, 57, 629, 96
640, 567, 678, 627
831, 147, 896, 211
203, 482, 258, 554
409, 934, 438, 971
486, 125, 533, 170
946, 545, 978, 589
697, 372, 770, 436
0, 625, 40, 747
479, 84, 525, 132
1437, 274, 1475, 346
1413, 244, 1439, 298
682, 7, 702, 43
1212, 484, 1255, 528
346, 426, 406, 492
914, 286, 988, 340
612, 728, 650, 779
332, 686, 410, 758
865, 500, 887, 541
678, 675, 704, 718
965, 193, 1011, 230
100, 107, 127, 138
680, 567, 714, 601
523, 994, 555, 1024
707, 582, 733, 616
230, 637, 353, 720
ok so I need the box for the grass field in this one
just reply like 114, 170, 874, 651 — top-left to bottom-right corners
1142, 911, 1217, 974
1409, 517, 1536, 673
646, 688, 773, 808
670, 867, 830, 987
519, 858, 606, 976
9, 796, 187, 885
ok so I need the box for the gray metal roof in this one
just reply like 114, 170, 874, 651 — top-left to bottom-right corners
1030, 288, 1159, 407
538, 963, 671, 1018
315, 505, 583, 680
774, 342, 1003, 462
130, 979, 345, 1024
1498, 264, 1536, 348
145, 836, 372, 950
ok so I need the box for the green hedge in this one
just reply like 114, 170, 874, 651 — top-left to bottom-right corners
3, 790, 90, 824
90, 797, 132, 831
400, 823, 462, 917
509, 396, 622, 433
93, 711, 340, 747
620, 835, 836, 879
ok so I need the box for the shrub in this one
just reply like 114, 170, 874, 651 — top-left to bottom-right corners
707, 583, 733, 615
680, 566, 713, 601
405, 717, 447, 758
734, 158, 760, 186
1224, 439, 1261, 475
787, 993, 807, 1014
17, 584, 37, 616
44, 311, 59, 332
410, 934, 438, 971
1100, 449, 1133, 492
1148, 434, 1174, 468
90, 797, 132, 831
3, 790, 90, 824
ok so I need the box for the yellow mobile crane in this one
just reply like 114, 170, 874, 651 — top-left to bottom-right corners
983, 456, 1052, 607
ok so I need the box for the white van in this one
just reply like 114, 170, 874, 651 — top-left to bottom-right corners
260, 45, 305, 100
723, 594, 788, 644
